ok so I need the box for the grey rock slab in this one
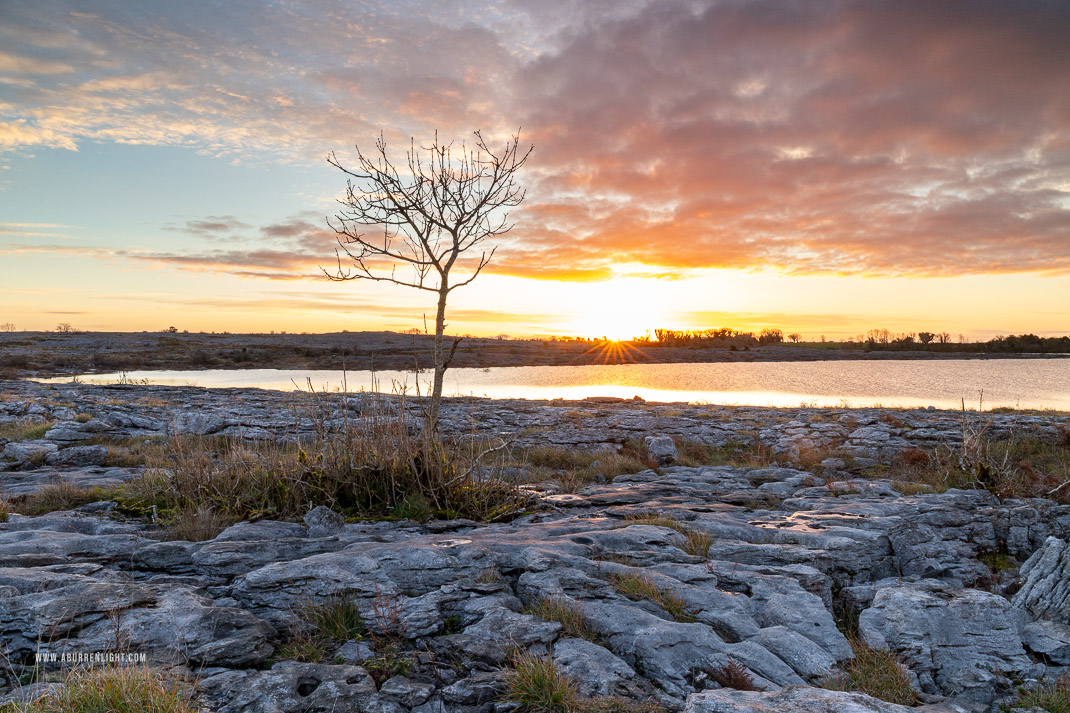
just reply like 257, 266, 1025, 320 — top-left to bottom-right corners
463, 606, 561, 651
0, 466, 138, 497
755, 625, 839, 681
0, 529, 148, 565
552, 637, 636, 697
2, 441, 58, 463
197, 661, 377, 713
441, 670, 506, 705
378, 676, 435, 707
54, 586, 275, 667
1021, 619, 1070, 664
684, 685, 916, 712
1013, 536, 1070, 623
859, 581, 1030, 701
44, 444, 108, 467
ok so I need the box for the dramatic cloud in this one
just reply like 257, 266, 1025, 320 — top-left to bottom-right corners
2, 0, 1068, 280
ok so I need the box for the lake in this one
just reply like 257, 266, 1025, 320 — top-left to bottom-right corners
38, 358, 1070, 410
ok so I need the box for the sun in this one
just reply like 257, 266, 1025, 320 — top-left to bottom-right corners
567, 277, 673, 341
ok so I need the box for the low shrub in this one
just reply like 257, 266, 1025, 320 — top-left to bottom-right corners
1013, 673, 1070, 713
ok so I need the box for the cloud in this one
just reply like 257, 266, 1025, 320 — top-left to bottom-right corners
2, 0, 1068, 280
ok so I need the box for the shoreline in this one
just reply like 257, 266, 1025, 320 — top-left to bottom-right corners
2, 330, 1067, 380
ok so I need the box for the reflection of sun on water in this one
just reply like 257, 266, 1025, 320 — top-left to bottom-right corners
567, 278, 674, 341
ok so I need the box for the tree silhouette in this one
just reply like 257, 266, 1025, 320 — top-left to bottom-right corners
325, 129, 532, 427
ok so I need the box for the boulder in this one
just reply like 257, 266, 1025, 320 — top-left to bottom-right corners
645, 435, 679, 466
304, 505, 345, 538
1013, 536, 1070, 623
197, 661, 377, 713
859, 581, 1029, 702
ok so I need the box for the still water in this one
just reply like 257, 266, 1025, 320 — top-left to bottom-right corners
41, 358, 1070, 410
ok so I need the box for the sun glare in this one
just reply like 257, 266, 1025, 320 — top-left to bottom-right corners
567, 278, 673, 341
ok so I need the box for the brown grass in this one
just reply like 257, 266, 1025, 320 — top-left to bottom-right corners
504, 653, 664, 713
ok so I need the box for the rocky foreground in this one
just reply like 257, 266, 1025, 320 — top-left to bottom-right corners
2, 379, 1070, 712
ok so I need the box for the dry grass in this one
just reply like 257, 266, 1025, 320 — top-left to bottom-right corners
505, 652, 578, 712
891, 420, 1070, 502
622, 513, 712, 557
3, 665, 197, 713
608, 572, 694, 623
158, 506, 235, 542
520, 445, 648, 492
524, 596, 600, 643
0, 498, 10, 523
113, 396, 527, 526
13, 482, 114, 516
0, 419, 53, 442
823, 638, 917, 705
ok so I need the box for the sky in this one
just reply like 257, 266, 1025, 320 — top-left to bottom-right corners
1, 0, 1068, 340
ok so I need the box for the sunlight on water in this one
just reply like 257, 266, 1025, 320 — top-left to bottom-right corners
38, 359, 1070, 410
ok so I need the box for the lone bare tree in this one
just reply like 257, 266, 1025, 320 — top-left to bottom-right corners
325, 129, 532, 427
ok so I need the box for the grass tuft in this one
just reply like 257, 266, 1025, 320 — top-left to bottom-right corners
524, 596, 600, 643
609, 572, 694, 623
823, 638, 917, 705
506, 652, 578, 712
304, 596, 365, 642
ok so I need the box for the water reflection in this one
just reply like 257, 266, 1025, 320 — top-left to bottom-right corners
37, 358, 1070, 411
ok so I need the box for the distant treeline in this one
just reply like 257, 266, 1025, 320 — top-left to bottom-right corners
636, 327, 1070, 353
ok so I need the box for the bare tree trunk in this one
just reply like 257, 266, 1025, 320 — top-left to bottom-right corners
429, 282, 449, 428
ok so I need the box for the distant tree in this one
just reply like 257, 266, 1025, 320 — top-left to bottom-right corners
787, 333, 801, 343
820, 335, 826, 343
937, 331, 951, 344
918, 331, 934, 344
55, 322, 74, 333
758, 328, 784, 345
325, 129, 532, 427
0, 322, 15, 332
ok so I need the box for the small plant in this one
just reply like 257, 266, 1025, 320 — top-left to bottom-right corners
9, 664, 197, 713
708, 657, 758, 691
1013, 673, 1070, 713
74, 413, 93, 423
506, 652, 578, 712
823, 638, 917, 705
609, 572, 694, 623
524, 596, 600, 643
0, 498, 10, 523
391, 493, 432, 522
977, 550, 1017, 573
304, 595, 365, 642
364, 638, 413, 685
275, 630, 330, 663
